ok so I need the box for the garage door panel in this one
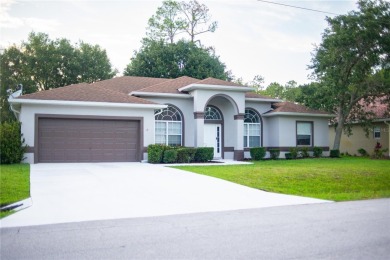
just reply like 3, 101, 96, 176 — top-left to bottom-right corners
38, 118, 140, 163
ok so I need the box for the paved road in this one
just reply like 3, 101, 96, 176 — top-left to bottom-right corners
1, 199, 389, 259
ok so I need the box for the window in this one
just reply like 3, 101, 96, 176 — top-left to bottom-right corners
204, 106, 222, 120
155, 105, 182, 146
297, 122, 313, 146
374, 126, 381, 139
244, 108, 261, 147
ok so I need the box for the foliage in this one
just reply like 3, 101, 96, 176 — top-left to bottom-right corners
0, 32, 116, 122
285, 153, 293, 160
257, 80, 301, 102
163, 148, 178, 163
313, 147, 323, 158
194, 147, 214, 162
372, 142, 388, 159
249, 147, 266, 161
124, 40, 230, 80
299, 147, 310, 158
146, 0, 217, 44
174, 157, 390, 201
0, 164, 30, 209
176, 147, 197, 163
330, 149, 341, 158
147, 144, 168, 163
358, 148, 369, 157
0, 121, 27, 164
289, 147, 299, 159
309, 0, 390, 150
269, 149, 280, 160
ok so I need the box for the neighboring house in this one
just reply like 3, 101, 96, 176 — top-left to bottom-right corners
8, 76, 333, 163
328, 98, 390, 157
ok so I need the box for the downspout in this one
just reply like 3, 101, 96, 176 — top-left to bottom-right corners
7, 86, 23, 121
384, 120, 390, 157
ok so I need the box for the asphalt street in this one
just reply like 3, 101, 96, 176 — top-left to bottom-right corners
1, 199, 389, 259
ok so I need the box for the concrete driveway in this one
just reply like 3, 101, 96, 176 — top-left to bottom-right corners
1, 163, 330, 227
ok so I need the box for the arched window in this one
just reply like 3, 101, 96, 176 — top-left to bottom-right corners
204, 106, 222, 120
155, 105, 182, 146
244, 108, 261, 147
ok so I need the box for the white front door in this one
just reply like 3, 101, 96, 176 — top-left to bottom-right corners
203, 124, 222, 159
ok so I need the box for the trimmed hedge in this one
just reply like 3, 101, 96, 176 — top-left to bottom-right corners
0, 121, 26, 164
194, 147, 214, 162
250, 147, 266, 161
285, 153, 293, 160
147, 144, 167, 163
299, 147, 310, 158
313, 147, 323, 158
163, 149, 178, 163
269, 149, 280, 160
330, 149, 340, 158
289, 147, 298, 159
176, 147, 196, 163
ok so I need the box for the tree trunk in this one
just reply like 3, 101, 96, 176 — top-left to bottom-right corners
333, 108, 345, 150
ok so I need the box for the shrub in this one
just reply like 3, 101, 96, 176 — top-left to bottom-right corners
357, 148, 368, 157
285, 153, 293, 160
195, 147, 214, 162
176, 147, 196, 163
289, 147, 298, 159
147, 144, 167, 163
313, 147, 323, 158
269, 149, 280, 160
299, 147, 310, 158
0, 121, 27, 164
330, 149, 340, 158
163, 149, 178, 163
250, 147, 266, 161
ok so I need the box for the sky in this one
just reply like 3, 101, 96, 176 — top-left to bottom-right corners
0, 0, 358, 86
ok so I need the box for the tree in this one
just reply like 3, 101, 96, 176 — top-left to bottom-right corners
145, 0, 217, 44
259, 82, 284, 99
0, 32, 117, 122
180, 0, 218, 43
309, 0, 390, 150
124, 40, 230, 80
146, 0, 186, 44
249, 75, 265, 92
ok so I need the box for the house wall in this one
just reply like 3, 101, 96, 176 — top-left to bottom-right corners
19, 103, 156, 163
328, 122, 390, 156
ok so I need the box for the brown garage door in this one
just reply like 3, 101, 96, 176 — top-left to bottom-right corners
38, 118, 140, 163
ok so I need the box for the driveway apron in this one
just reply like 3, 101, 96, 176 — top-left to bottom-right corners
1, 163, 330, 227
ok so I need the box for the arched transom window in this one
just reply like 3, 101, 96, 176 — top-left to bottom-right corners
244, 108, 261, 147
155, 105, 182, 146
204, 106, 222, 120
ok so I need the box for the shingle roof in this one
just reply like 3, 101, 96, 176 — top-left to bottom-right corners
267, 102, 330, 115
245, 92, 276, 99
359, 97, 389, 119
196, 77, 244, 87
135, 76, 200, 94
18, 82, 156, 104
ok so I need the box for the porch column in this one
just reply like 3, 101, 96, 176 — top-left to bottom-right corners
234, 113, 245, 160
194, 112, 205, 147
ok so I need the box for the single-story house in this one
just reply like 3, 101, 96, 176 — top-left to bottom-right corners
329, 98, 389, 157
8, 76, 333, 163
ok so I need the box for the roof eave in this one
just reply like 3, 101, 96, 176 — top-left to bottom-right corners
178, 84, 254, 93
262, 112, 335, 118
9, 98, 167, 109
245, 97, 283, 103
130, 92, 193, 99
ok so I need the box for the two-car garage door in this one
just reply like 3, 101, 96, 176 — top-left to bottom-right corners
37, 118, 140, 163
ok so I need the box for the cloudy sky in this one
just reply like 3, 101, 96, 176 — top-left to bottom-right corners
0, 0, 358, 86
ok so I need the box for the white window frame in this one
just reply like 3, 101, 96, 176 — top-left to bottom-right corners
155, 121, 182, 146
243, 108, 261, 148
373, 126, 381, 139
296, 121, 313, 146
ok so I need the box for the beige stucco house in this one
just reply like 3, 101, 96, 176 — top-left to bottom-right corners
8, 76, 333, 163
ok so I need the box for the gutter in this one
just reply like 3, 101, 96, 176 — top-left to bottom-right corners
262, 112, 335, 118
130, 92, 193, 99
178, 84, 254, 93
245, 97, 283, 103
7, 89, 23, 120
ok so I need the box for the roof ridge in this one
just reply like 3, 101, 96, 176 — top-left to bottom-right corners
135, 75, 199, 92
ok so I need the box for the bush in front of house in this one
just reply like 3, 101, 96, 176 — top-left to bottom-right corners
147, 144, 168, 163
357, 148, 368, 157
269, 149, 280, 160
330, 149, 340, 158
0, 121, 27, 164
163, 148, 178, 163
194, 147, 214, 162
289, 147, 298, 159
299, 147, 310, 158
313, 147, 323, 158
176, 147, 197, 163
250, 147, 266, 161
285, 153, 293, 160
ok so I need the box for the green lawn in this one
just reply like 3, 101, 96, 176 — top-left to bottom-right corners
0, 164, 30, 218
174, 157, 390, 201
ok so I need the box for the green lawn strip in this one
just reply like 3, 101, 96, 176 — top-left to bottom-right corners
0, 164, 30, 208
173, 157, 390, 201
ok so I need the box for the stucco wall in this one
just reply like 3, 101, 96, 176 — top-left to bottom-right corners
19, 103, 156, 163
329, 122, 390, 156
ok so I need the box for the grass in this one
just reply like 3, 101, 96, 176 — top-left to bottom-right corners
174, 157, 390, 201
0, 164, 30, 218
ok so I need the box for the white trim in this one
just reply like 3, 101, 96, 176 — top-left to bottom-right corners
178, 84, 254, 93
130, 92, 193, 99
245, 97, 282, 102
8, 98, 167, 109
262, 112, 334, 118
